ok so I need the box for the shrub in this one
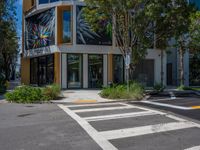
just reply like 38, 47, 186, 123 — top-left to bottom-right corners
100, 81, 144, 100
153, 83, 165, 93
177, 85, 193, 91
5, 84, 61, 103
5, 85, 43, 103
42, 84, 61, 100
0, 73, 6, 94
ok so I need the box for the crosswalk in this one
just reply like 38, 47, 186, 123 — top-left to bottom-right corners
58, 102, 200, 150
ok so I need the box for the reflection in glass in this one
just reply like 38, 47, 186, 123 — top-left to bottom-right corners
63, 10, 72, 43
113, 55, 124, 84
88, 55, 103, 88
46, 55, 54, 84
30, 58, 38, 84
38, 57, 47, 85
67, 54, 82, 88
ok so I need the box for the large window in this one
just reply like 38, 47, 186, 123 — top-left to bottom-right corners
88, 55, 103, 88
30, 58, 38, 84
30, 54, 54, 85
39, 0, 59, 4
67, 54, 82, 88
113, 55, 124, 84
63, 10, 72, 43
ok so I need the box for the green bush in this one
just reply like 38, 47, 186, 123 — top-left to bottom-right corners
42, 84, 61, 100
0, 73, 6, 94
5, 84, 61, 103
177, 85, 193, 91
153, 83, 165, 93
100, 81, 144, 100
5, 86, 43, 103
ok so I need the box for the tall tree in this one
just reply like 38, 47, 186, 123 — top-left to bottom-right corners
83, 0, 152, 82
0, 0, 18, 80
170, 0, 196, 86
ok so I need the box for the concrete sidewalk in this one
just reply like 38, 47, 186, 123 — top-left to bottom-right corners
52, 90, 109, 103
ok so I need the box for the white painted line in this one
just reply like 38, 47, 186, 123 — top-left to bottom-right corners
73, 106, 135, 113
121, 103, 167, 114
142, 100, 192, 110
58, 104, 118, 150
66, 102, 126, 108
100, 121, 196, 140
85, 111, 162, 122
185, 146, 200, 150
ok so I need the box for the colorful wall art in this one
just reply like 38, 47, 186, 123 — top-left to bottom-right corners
76, 6, 112, 46
25, 8, 55, 50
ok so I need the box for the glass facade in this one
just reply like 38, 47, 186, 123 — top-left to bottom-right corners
63, 10, 72, 43
88, 55, 103, 88
39, 0, 71, 4
67, 54, 82, 88
30, 55, 54, 85
113, 55, 124, 84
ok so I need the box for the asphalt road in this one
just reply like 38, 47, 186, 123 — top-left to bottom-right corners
0, 103, 101, 150
1, 100, 200, 150
132, 96, 200, 121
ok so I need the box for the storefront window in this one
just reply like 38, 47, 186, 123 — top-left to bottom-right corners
88, 55, 103, 88
63, 10, 72, 43
39, 0, 49, 4
46, 55, 54, 84
67, 54, 82, 88
113, 55, 124, 84
30, 58, 38, 84
30, 54, 54, 86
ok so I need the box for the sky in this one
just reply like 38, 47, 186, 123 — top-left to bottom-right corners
16, 0, 22, 47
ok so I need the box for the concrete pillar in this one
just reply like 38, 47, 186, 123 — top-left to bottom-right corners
83, 54, 88, 88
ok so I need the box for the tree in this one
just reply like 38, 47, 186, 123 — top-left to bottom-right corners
0, 0, 19, 80
83, 0, 152, 84
170, 0, 196, 86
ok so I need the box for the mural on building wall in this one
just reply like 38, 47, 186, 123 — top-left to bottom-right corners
25, 8, 55, 50
76, 6, 112, 45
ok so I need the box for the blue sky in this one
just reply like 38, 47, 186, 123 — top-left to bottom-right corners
16, 0, 22, 43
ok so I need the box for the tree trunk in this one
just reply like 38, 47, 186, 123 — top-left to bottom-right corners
179, 46, 184, 86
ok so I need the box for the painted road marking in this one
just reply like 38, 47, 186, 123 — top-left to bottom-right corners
84, 111, 163, 122
191, 106, 200, 109
58, 104, 118, 150
185, 146, 200, 150
142, 100, 193, 110
67, 102, 126, 108
73, 105, 134, 113
99, 121, 196, 140
74, 100, 97, 103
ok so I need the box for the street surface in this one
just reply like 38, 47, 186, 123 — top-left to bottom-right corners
0, 99, 200, 150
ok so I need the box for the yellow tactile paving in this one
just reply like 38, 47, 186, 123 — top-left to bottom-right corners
74, 100, 97, 103
191, 106, 200, 109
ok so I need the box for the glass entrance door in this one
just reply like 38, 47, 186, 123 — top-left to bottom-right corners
88, 54, 103, 88
38, 57, 46, 85
67, 54, 82, 88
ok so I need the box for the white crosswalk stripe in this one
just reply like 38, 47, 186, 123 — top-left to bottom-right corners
58, 102, 200, 150
99, 121, 196, 140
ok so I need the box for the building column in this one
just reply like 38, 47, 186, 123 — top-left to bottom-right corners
54, 52, 61, 85
108, 54, 113, 84
21, 56, 30, 85
103, 54, 108, 87
83, 54, 88, 88
61, 53, 67, 89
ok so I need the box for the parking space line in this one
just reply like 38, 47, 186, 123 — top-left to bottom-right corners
84, 111, 161, 122
58, 104, 118, 150
185, 146, 200, 150
73, 106, 134, 113
99, 121, 196, 140
67, 102, 125, 108
142, 100, 192, 110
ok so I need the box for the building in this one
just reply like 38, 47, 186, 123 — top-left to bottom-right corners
21, 0, 166, 89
